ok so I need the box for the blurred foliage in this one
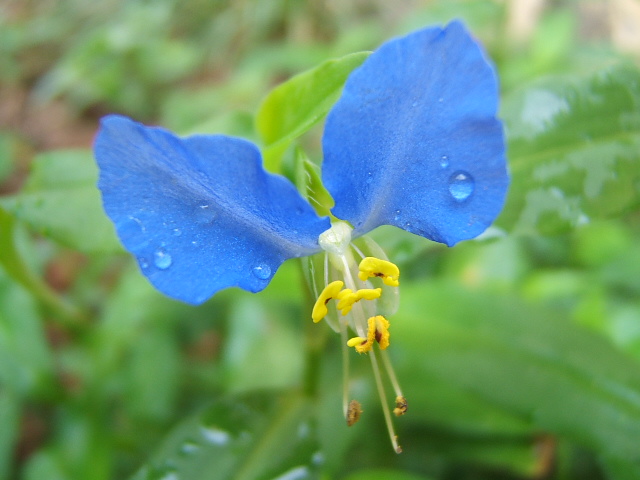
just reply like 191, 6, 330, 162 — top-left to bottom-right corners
1, 0, 640, 479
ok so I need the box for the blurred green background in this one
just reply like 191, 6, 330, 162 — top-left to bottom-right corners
1, 0, 640, 479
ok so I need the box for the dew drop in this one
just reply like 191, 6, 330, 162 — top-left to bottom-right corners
252, 264, 271, 280
196, 204, 216, 225
440, 155, 449, 168
448, 171, 475, 202
119, 216, 145, 237
172, 228, 182, 236
157, 471, 179, 480
154, 248, 172, 269
179, 441, 200, 455
138, 257, 149, 269
393, 209, 401, 221
200, 426, 230, 446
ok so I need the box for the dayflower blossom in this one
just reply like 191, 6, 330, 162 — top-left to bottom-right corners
94, 21, 508, 453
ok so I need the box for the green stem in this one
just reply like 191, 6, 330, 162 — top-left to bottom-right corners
0, 208, 86, 329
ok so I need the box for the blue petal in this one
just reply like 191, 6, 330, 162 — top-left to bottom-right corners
322, 21, 509, 246
94, 115, 330, 304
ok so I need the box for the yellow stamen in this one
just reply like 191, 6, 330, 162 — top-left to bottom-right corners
358, 257, 400, 287
312, 280, 344, 323
346, 399, 363, 426
347, 315, 390, 353
393, 396, 408, 416
336, 287, 382, 315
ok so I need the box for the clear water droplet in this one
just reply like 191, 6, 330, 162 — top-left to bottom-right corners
200, 426, 230, 446
440, 155, 449, 168
154, 248, 172, 269
138, 257, 149, 269
365, 171, 373, 184
252, 264, 271, 280
179, 441, 200, 455
393, 210, 401, 221
191, 240, 198, 246
157, 471, 179, 480
411, 101, 418, 107
196, 204, 216, 224
120, 216, 145, 237
448, 171, 475, 202
172, 228, 182, 236
438, 97, 444, 103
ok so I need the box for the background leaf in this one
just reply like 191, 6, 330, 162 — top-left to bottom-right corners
395, 281, 640, 473
255, 51, 370, 172
130, 394, 319, 480
0, 150, 122, 254
497, 63, 640, 235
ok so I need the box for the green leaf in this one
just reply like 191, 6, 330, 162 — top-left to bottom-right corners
130, 394, 319, 480
0, 150, 122, 253
498, 64, 640, 235
294, 148, 334, 217
395, 281, 640, 471
343, 469, 434, 480
256, 51, 370, 172
0, 389, 21, 479
0, 268, 54, 397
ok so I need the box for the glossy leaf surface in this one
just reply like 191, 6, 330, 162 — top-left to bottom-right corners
396, 281, 640, 472
498, 64, 640, 234
130, 394, 319, 480
256, 52, 370, 171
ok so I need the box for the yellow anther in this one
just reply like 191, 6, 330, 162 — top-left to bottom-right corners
393, 396, 408, 416
346, 399, 363, 426
347, 315, 390, 353
312, 280, 344, 323
358, 257, 400, 287
336, 288, 382, 315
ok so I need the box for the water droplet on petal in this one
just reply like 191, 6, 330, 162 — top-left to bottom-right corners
154, 248, 172, 269
448, 171, 475, 202
138, 257, 149, 269
365, 171, 373, 184
172, 228, 182, 236
119, 216, 145, 237
196, 204, 217, 225
252, 264, 271, 280
440, 155, 449, 168
393, 210, 401, 221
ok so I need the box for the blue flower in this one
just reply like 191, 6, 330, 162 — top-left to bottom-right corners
94, 20, 508, 306
94, 20, 509, 453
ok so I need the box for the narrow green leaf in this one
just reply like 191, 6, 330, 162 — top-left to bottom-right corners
0, 208, 83, 325
0, 265, 54, 398
0, 389, 20, 479
0, 150, 122, 253
130, 394, 319, 480
294, 148, 334, 217
498, 64, 640, 235
396, 281, 640, 470
256, 52, 370, 172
